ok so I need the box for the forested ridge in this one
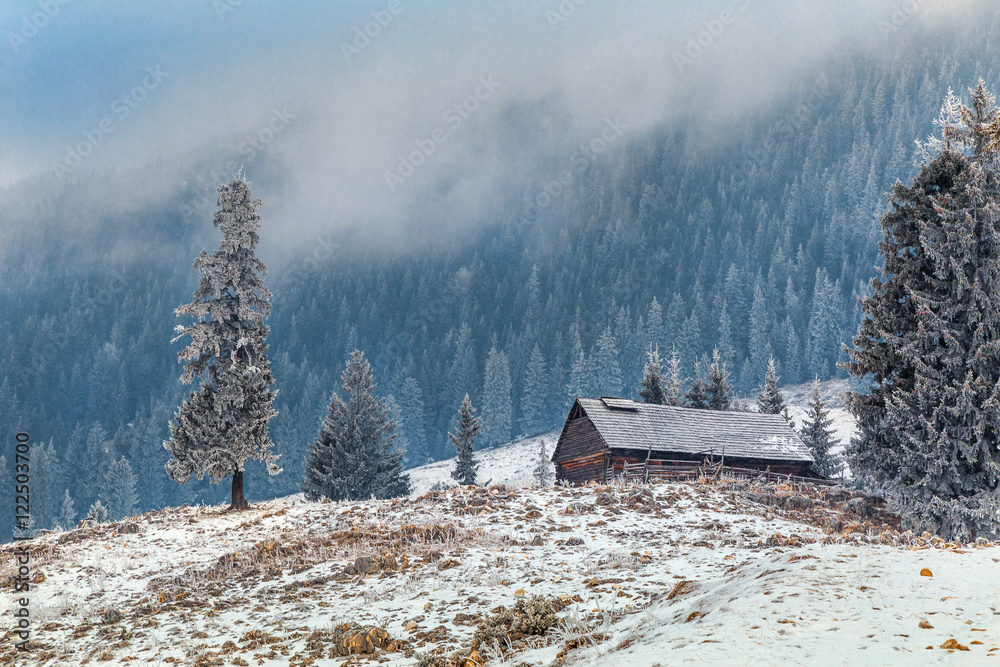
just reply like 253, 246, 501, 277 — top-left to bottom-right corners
4, 7, 1000, 532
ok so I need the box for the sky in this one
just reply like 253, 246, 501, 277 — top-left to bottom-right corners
0, 0, 984, 258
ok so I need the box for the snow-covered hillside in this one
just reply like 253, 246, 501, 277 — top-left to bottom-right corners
406, 431, 561, 495
3, 476, 997, 666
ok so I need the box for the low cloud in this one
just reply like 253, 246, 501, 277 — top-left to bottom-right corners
0, 0, 987, 261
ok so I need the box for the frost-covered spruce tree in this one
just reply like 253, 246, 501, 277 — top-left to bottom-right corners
165, 178, 279, 511
534, 439, 553, 487
301, 350, 409, 501
844, 84, 1000, 540
519, 344, 548, 436
592, 326, 623, 397
756, 357, 787, 415
566, 345, 590, 404
86, 501, 109, 524
663, 346, 684, 406
800, 380, 841, 478
59, 490, 77, 531
451, 394, 480, 486
685, 363, 710, 410
890, 83, 1000, 539
842, 133, 962, 489
707, 348, 733, 411
481, 345, 512, 447
397, 377, 428, 461
638, 346, 666, 405
103, 457, 138, 521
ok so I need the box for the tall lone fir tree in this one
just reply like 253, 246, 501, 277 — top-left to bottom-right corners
844, 83, 1000, 540
451, 394, 480, 486
800, 380, 841, 478
165, 178, 280, 510
301, 350, 409, 501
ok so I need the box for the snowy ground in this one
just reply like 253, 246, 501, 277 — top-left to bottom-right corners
3, 476, 997, 666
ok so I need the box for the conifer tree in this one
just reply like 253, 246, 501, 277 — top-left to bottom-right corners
663, 346, 684, 406
32, 440, 61, 530
638, 346, 666, 405
397, 377, 428, 463
59, 489, 77, 531
301, 350, 409, 501
685, 363, 710, 410
103, 457, 139, 521
757, 357, 787, 415
165, 178, 279, 511
716, 302, 736, 368
86, 501, 109, 524
79, 423, 111, 514
450, 394, 480, 486
745, 284, 771, 387
534, 439, 553, 487
784, 318, 802, 383
645, 298, 665, 352
481, 346, 512, 447
707, 348, 733, 411
806, 269, 841, 380
800, 380, 841, 478
666, 293, 686, 343
844, 84, 1000, 540
592, 326, 623, 396
519, 344, 548, 436
448, 323, 477, 408
566, 343, 590, 403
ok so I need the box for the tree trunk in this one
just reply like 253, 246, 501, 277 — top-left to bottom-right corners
229, 469, 250, 510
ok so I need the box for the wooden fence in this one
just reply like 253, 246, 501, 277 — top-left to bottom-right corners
607, 461, 839, 487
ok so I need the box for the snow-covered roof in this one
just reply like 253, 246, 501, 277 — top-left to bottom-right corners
569, 397, 814, 463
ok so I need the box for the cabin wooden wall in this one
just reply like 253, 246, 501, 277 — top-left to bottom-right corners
554, 411, 814, 484
554, 416, 608, 484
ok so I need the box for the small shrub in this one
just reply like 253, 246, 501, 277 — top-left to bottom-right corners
415, 651, 445, 667
471, 595, 564, 652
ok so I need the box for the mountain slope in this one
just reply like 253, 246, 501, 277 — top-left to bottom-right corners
3, 476, 997, 666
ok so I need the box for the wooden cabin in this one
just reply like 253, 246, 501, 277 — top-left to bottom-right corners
551, 397, 817, 484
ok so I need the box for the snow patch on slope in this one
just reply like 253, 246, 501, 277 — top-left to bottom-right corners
406, 430, 561, 495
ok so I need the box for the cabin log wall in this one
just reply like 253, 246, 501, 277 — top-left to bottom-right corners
553, 416, 609, 485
